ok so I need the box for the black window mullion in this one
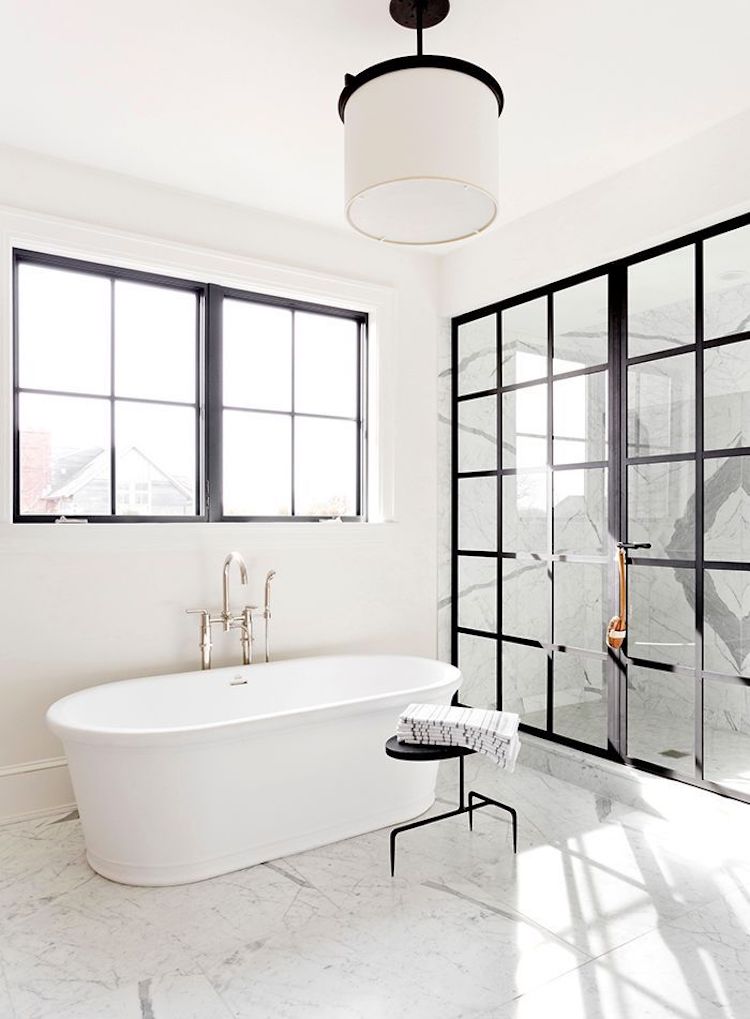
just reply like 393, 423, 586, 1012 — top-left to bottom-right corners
291, 309, 296, 517
546, 293, 554, 734
205, 284, 223, 522
496, 312, 502, 711
356, 318, 364, 517
451, 318, 460, 673
109, 278, 116, 517
695, 240, 705, 782
610, 265, 627, 762
12, 257, 20, 522
195, 285, 206, 517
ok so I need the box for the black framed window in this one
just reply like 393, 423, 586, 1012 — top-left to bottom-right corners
13, 250, 368, 523
212, 289, 366, 520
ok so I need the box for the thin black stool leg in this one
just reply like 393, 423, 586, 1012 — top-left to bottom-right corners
468, 791, 518, 853
390, 755, 467, 876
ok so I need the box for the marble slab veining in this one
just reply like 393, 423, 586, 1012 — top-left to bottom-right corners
3, 750, 750, 1018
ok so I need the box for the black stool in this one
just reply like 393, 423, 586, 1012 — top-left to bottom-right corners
384, 736, 518, 876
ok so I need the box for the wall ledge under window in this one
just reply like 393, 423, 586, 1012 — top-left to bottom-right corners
0, 520, 394, 554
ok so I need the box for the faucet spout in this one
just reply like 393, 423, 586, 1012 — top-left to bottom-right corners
222, 551, 248, 629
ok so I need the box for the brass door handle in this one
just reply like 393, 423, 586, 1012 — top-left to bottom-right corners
606, 543, 650, 650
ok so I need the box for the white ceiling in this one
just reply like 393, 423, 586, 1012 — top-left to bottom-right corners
0, 0, 749, 237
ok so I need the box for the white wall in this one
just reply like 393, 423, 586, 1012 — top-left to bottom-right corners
0, 145, 442, 821
441, 108, 750, 317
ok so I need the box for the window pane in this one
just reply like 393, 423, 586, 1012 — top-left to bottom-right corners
501, 299, 547, 385
458, 395, 496, 472
502, 471, 547, 553
115, 281, 196, 403
554, 562, 607, 653
18, 393, 110, 515
458, 476, 496, 551
294, 417, 357, 517
553, 276, 608, 373
554, 652, 607, 748
502, 641, 547, 728
458, 633, 496, 709
502, 559, 549, 643
628, 247, 695, 357
627, 461, 695, 559
223, 300, 292, 412
704, 679, 750, 794
294, 313, 358, 418
629, 566, 695, 667
553, 371, 607, 464
115, 402, 196, 516
457, 555, 496, 632
705, 569, 750, 678
502, 384, 547, 468
223, 410, 291, 516
704, 224, 750, 341
18, 264, 110, 395
704, 457, 750, 563
628, 353, 695, 457
553, 467, 607, 556
458, 315, 496, 395
704, 339, 750, 450
627, 665, 694, 773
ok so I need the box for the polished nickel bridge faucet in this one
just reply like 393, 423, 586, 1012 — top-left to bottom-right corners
187, 552, 276, 670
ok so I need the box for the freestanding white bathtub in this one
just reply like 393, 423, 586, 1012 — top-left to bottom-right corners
47, 655, 460, 886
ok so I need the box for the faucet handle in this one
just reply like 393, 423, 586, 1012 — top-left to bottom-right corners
186, 608, 210, 617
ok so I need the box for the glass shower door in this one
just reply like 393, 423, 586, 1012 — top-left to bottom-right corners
454, 213, 750, 801
624, 246, 698, 775
624, 226, 750, 793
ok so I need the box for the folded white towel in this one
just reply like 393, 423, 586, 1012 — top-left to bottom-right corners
397, 703, 521, 770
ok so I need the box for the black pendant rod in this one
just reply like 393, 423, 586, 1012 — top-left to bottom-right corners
416, 0, 424, 55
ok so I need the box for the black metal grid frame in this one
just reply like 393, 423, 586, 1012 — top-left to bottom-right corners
12, 250, 368, 524
451, 209, 750, 803
207, 284, 368, 523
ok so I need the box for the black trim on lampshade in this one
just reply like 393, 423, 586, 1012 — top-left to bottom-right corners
338, 55, 505, 122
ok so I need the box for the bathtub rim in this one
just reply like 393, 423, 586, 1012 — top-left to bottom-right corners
47, 653, 462, 749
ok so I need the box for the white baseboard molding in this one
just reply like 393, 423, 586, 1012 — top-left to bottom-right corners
0, 756, 75, 825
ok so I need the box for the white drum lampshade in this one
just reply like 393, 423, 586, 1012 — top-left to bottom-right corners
338, 1, 504, 246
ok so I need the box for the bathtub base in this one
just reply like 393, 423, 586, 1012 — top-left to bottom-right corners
84, 791, 436, 886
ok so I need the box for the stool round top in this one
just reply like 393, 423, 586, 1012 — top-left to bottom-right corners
384, 735, 475, 762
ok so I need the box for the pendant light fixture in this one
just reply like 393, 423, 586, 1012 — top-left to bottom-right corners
338, 0, 504, 245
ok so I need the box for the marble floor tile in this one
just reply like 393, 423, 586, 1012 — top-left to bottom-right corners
2, 760, 750, 1018
499, 893, 750, 1019
203, 876, 586, 1019
44, 972, 233, 1019
0, 957, 15, 1019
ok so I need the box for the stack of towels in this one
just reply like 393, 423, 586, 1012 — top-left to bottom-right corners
397, 703, 521, 770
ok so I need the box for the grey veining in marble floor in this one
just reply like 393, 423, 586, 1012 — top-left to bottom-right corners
3, 754, 750, 1018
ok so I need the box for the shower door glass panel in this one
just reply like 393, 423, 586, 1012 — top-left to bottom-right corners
625, 250, 698, 772
497, 279, 610, 746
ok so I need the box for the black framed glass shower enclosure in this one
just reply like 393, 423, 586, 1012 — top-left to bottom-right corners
451, 211, 750, 803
